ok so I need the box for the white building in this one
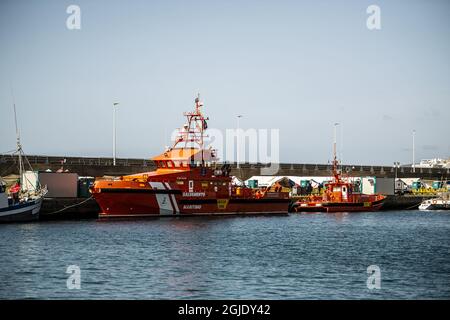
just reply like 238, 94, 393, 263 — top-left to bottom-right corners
415, 158, 450, 169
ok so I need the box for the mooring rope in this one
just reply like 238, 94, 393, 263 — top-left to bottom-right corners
45, 196, 94, 215
404, 203, 420, 210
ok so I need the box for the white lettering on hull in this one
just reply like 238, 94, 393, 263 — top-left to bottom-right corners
183, 205, 202, 210
182, 192, 206, 197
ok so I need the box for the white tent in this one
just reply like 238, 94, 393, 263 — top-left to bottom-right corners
399, 178, 421, 187
245, 176, 332, 188
231, 176, 244, 186
283, 176, 332, 187
245, 176, 285, 187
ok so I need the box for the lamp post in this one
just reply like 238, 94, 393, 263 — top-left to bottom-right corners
237, 115, 242, 169
394, 161, 400, 194
412, 129, 416, 173
333, 123, 339, 163
113, 102, 119, 166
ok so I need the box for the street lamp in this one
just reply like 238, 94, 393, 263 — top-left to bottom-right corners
412, 129, 416, 173
333, 123, 339, 163
394, 161, 400, 194
113, 102, 119, 166
237, 115, 243, 169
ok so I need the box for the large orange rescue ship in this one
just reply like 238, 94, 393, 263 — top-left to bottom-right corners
91, 95, 290, 218
291, 126, 386, 213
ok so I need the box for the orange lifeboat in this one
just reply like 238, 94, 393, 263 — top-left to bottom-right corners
292, 127, 386, 213
91, 95, 291, 218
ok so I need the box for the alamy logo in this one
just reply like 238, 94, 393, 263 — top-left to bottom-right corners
366, 265, 381, 290
172, 128, 281, 175
66, 5, 81, 30
366, 5, 381, 30
66, 265, 81, 289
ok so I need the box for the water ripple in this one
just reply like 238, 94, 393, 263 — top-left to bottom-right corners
0, 211, 449, 299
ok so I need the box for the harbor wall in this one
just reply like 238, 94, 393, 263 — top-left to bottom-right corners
40, 197, 99, 220
38, 195, 433, 220
2, 154, 448, 181
382, 195, 434, 210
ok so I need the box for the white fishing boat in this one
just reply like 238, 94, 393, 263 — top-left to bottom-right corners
0, 181, 44, 222
0, 100, 47, 223
418, 197, 450, 211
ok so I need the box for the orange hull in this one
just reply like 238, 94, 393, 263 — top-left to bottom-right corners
293, 195, 386, 213
93, 181, 290, 218
91, 95, 291, 218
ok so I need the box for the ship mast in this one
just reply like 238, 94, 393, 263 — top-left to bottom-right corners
175, 94, 209, 149
11, 88, 24, 187
333, 123, 340, 182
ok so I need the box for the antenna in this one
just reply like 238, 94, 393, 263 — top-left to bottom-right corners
10, 83, 20, 145
333, 122, 340, 181
10, 83, 24, 186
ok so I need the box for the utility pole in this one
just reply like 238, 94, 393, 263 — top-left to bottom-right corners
237, 115, 242, 169
394, 161, 400, 194
412, 129, 416, 173
113, 102, 119, 166
333, 123, 339, 164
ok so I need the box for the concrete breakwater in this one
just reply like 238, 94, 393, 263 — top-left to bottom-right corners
1, 154, 448, 180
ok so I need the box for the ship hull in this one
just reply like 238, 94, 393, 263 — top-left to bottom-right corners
293, 198, 385, 213
93, 190, 290, 218
0, 198, 42, 223
418, 200, 450, 211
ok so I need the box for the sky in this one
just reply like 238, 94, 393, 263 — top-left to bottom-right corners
0, 0, 449, 166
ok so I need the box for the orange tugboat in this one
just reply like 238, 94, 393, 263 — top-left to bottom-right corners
292, 125, 386, 213
91, 95, 290, 218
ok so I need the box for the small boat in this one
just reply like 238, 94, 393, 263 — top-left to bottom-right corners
0, 100, 47, 223
291, 126, 386, 213
91, 94, 291, 218
418, 197, 450, 211
0, 180, 44, 222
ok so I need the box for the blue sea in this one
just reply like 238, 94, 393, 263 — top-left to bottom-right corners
0, 210, 449, 299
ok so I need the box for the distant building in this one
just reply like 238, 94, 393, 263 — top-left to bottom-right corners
415, 158, 450, 169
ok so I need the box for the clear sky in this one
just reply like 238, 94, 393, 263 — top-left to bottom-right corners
1, 0, 449, 165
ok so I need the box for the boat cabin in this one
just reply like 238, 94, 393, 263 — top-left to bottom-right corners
0, 180, 8, 209
152, 147, 217, 171
324, 181, 356, 203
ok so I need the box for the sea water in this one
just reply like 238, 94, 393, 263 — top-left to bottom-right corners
0, 210, 449, 299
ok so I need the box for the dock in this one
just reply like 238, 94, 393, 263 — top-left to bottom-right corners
40, 197, 99, 221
